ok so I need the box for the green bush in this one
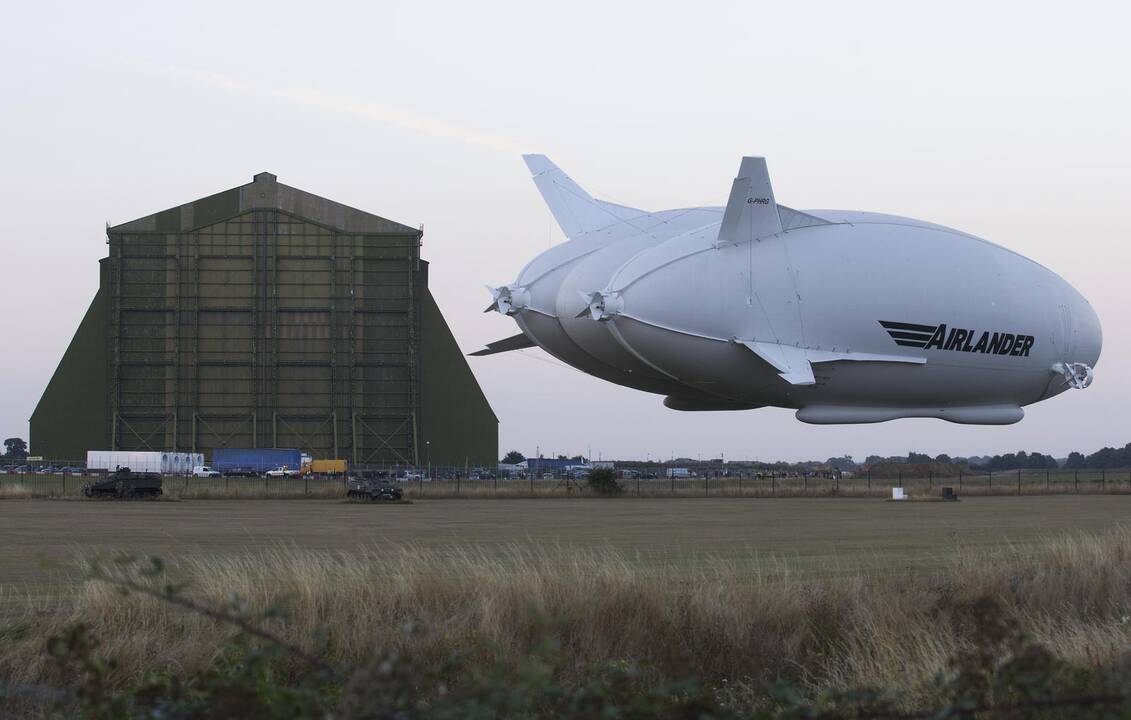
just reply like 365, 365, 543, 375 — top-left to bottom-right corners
587, 468, 621, 496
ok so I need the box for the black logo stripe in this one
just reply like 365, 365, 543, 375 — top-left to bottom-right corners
879, 320, 938, 333
893, 339, 929, 347
887, 330, 934, 341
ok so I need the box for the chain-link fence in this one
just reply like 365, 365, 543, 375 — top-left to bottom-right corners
2, 460, 1130, 499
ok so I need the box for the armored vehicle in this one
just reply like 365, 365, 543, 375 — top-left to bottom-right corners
346, 474, 403, 502
82, 468, 163, 499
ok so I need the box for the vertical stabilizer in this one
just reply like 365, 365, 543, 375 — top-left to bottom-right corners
522, 154, 648, 238
716, 156, 782, 246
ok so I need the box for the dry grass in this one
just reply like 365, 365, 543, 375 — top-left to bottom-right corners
0, 484, 38, 499
2, 526, 1130, 710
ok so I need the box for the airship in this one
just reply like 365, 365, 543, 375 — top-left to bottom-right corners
474, 155, 1101, 425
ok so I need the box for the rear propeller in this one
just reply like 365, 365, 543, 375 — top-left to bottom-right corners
484, 285, 530, 316
575, 290, 623, 321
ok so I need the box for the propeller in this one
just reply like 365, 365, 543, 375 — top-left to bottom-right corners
484, 285, 529, 316
1052, 361, 1094, 389
575, 290, 623, 322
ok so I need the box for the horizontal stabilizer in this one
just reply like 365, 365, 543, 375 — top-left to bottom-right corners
469, 333, 537, 357
717, 156, 783, 246
522, 154, 648, 238
741, 341, 926, 386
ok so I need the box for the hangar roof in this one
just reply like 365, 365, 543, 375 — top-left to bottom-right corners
108, 171, 420, 236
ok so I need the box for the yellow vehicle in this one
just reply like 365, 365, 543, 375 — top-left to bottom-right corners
302, 459, 348, 475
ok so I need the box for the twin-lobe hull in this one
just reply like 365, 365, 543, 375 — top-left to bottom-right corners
480, 156, 1101, 424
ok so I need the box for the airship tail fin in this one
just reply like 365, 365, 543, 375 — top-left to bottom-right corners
522, 154, 648, 238
717, 156, 784, 246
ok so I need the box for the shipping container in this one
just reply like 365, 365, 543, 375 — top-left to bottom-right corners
212, 448, 303, 476
303, 459, 348, 475
86, 451, 204, 474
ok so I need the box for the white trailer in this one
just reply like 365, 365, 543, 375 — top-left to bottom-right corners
665, 467, 691, 478
86, 451, 204, 474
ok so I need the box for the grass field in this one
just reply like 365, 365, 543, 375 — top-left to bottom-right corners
3, 495, 1131, 716
2, 497, 1131, 714
4, 495, 1131, 610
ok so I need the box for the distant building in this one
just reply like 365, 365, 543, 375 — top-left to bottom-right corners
525, 458, 588, 476
31, 172, 497, 466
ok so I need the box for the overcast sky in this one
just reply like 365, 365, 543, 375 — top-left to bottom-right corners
2, 1, 1128, 462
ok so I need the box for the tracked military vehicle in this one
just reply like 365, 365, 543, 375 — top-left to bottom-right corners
82, 467, 163, 499
346, 473, 403, 502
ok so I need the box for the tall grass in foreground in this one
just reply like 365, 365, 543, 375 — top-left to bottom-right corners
2, 529, 1131, 715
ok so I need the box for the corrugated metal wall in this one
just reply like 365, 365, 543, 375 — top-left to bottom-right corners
106, 210, 423, 465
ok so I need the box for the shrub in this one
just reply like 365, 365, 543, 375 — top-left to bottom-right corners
587, 468, 621, 496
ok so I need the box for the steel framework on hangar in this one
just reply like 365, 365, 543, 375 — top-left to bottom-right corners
31, 172, 497, 467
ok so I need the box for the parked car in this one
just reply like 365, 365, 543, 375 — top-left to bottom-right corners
265, 466, 299, 478
192, 465, 221, 477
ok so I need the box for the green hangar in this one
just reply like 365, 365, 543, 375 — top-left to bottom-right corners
31, 172, 497, 468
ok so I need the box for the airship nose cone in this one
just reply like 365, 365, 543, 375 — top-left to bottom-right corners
1079, 296, 1103, 369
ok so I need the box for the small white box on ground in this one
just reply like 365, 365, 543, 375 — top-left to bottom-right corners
892, 487, 906, 500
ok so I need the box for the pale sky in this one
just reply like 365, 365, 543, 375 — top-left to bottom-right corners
2, 1, 1128, 462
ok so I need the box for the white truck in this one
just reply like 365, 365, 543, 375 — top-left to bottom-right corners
86, 451, 204, 474
192, 465, 220, 477
665, 467, 691, 479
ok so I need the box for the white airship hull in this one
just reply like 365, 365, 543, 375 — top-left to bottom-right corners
477, 156, 1101, 425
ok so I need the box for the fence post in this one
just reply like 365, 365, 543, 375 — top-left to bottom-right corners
835, 473, 839, 494
738, 473, 742, 496
671, 473, 674, 495
772, 473, 776, 497
637, 475, 640, 496
1075, 470, 1078, 492
1046, 470, 1049, 491
305, 474, 309, 496
1017, 469, 1021, 495
867, 471, 871, 493
419, 475, 423, 495
494, 474, 497, 492
530, 473, 534, 495
1102, 470, 1106, 493
959, 470, 963, 490
457, 473, 461, 495
705, 473, 708, 497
